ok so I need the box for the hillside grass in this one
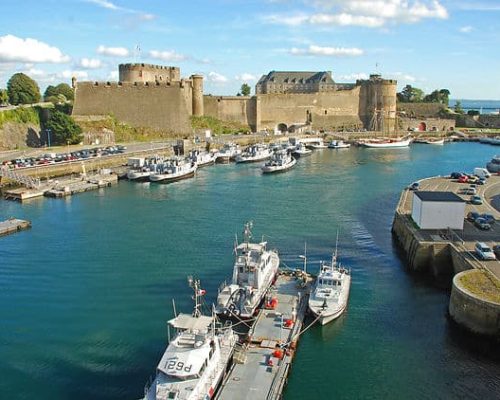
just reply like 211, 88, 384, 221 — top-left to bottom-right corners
0, 107, 42, 128
190, 116, 250, 135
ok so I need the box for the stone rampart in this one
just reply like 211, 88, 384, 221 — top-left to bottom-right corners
399, 117, 455, 132
397, 103, 446, 118
204, 96, 255, 130
72, 82, 192, 134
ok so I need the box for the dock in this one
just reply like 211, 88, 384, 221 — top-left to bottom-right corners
0, 218, 31, 236
215, 272, 310, 400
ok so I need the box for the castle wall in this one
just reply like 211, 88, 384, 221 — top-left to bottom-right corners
397, 103, 446, 118
203, 96, 256, 130
255, 88, 361, 131
72, 82, 192, 134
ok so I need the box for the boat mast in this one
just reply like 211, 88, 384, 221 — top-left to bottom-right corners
188, 276, 202, 318
299, 242, 307, 274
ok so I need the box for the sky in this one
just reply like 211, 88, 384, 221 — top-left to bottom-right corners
0, 0, 499, 99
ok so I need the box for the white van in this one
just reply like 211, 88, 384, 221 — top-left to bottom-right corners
474, 242, 496, 260
474, 167, 491, 179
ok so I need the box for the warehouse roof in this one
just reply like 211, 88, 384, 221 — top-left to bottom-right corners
414, 191, 465, 202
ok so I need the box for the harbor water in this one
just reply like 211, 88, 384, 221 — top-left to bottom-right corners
1, 142, 499, 399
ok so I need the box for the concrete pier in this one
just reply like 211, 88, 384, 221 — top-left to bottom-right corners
0, 218, 31, 236
215, 271, 310, 400
392, 174, 500, 337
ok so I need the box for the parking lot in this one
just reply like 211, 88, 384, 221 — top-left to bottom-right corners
400, 172, 500, 279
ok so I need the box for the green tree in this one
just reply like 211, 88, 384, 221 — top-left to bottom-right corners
7, 73, 41, 105
397, 85, 423, 102
45, 110, 83, 145
44, 83, 74, 101
423, 88, 450, 104
454, 100, 464, 114
438, 89, 450, 106
0, 88, 8, 105
240, 83, 251, 96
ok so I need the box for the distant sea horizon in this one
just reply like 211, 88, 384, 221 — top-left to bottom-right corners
449, 99, 500, 113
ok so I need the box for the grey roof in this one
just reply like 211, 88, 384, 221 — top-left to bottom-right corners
257, 71, 335, 85
414, 191, 465, 202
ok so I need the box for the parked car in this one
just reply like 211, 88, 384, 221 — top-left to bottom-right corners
478, 213, 495, 224
475, 242, 496, 260
474, 218, 491, 230
458, 175, 468, 183
467, 211, 480, 222
409, 182, 420, 191
493, 245, 500, 259
470, 195, 483, 205
476, 178, 486, 185
450, 172, 463, 179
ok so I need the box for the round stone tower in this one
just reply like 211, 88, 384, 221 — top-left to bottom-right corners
118, 63, 180, 83
191, 74, 204, 117
359, 74, 397, 133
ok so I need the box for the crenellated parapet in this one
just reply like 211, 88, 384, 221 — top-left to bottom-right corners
119, 63, 181, 83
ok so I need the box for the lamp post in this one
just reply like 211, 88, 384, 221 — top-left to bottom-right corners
46, 128, 51, 148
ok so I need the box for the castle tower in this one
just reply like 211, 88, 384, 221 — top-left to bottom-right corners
118, 63, 180, 83
191, 74, 204, 117
358, 74, 397, 133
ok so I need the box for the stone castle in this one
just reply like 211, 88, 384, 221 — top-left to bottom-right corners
72, 63, 398, 134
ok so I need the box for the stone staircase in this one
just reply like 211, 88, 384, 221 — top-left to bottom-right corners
0, 167, 41, 189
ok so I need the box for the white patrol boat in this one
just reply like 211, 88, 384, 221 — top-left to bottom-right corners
308, 248, 351, 326
328, 140, 351, 149
127, 156, 164, 181
216, 222, 280, 318
261, 149, 297, 174
235, 144, 272, 163
188, 150, 216, 168
143, 277, 237, 400
215, 143, 241, 164
149, 158, 197, 183
292, 143, 312, 158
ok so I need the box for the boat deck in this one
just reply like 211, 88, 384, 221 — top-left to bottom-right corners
215, 272, 310, 400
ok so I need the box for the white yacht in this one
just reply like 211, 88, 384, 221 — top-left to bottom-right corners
143, 277, 237, 400
188, 150, 216, 168
235, 144, 272, 163
292, 143, 312, 158
361, 137, 412, 148
215, 143, 241, 164
308, 250, 351, 326
149, 158, 197, 183
261, 149, 297, 174
216, 222, 280, 318
307, 140, 328, 149
328, 140, 351, 149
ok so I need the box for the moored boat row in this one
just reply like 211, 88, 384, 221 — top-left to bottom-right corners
141, 222, 352, 399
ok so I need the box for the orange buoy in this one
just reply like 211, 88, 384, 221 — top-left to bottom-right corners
272, 349, 283, 358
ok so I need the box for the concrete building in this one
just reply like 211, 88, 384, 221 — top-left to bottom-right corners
255, 71, 336, 94
411, 191, 465, 230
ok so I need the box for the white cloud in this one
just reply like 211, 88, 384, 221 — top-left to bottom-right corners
86, 0, 118, 10
338, 73, 369, 81
108, 70, 119, 80
149, 50, 187, 62
0, 34, 70, 64
290, 45, 364, 56
263, 1, 448, 28
387, 71, 417, 82
58, 70, 89, 80
207, 72, 228, 83
77, 58, 103, 69
23, 67, 46, 78
97, 45, 130, 57
235, 73, 258, 82
459, 25, 473, 33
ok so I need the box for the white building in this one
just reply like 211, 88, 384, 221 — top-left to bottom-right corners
412, 191, 465, 230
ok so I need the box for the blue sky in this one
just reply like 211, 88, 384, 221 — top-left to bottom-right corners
0, 0, 499, 99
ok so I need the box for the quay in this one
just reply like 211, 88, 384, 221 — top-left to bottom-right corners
392, 174, 500, 337
215, 271, 310, 400
0, 218, 31, 237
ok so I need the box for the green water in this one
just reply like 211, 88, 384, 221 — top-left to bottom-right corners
1, 143, 499, 399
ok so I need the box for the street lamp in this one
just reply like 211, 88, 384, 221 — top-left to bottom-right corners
46, 128, 51, 148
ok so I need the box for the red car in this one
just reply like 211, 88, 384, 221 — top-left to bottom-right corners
458, 175, 468, 183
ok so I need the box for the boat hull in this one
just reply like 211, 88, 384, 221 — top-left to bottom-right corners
309, 302, 348, 325
261, 158, 297, 174
362, 138, 411, 148
127, 171, 151, 182
149, 169, 195, 183
235, 154, 271, 163
292, 151, 311, 158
